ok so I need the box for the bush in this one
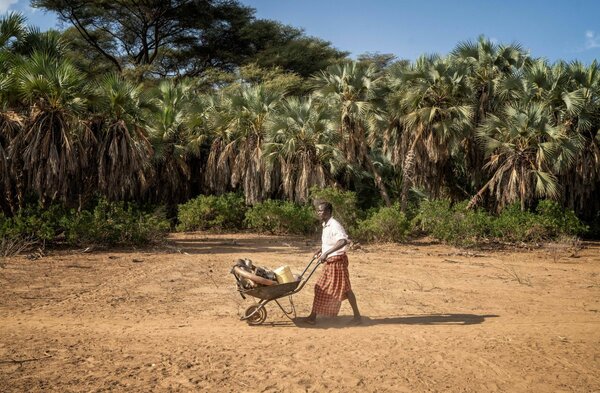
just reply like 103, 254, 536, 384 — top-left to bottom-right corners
176, 193, 246, 231
490, 201, 587, 243
309, 187, 360, 231
0, 199, 169, 248
415, 199, 493, 247
0, 204, 67, 243
62, 198, 170, 246
534, 200, 588, 237
353, 204, 411, 242
416, 199, 588, 246
245, 200, 318, 235
489, 203, 537, 243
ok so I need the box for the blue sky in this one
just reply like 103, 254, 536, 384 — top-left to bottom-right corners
3, 0, 599, 64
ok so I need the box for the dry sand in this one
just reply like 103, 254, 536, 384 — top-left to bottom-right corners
1, 232, 599, 392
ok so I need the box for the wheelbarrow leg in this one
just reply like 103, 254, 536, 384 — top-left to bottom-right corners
274, 297, 296, 321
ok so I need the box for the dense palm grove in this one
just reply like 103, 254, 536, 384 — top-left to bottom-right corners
1, 9, 599, 241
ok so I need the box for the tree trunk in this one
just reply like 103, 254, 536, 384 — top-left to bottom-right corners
364, 158, 392, 207
400, 132, 422, 212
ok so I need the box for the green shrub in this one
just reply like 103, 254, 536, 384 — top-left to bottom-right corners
416, 199, 588, 246
353, 204, 410, 242
490, 201, 587, 243
0, 199, 169, 248
489, 203, 536, 242
534, 200, 588, 237
415, 199, 492, 247
309, 187, 360, 231
245, 200, 318, 235
62, 199, 170, 246
0, 204, 67, 243
176, 193, 246, 231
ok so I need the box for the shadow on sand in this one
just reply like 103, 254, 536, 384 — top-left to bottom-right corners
255, 314, 499, 329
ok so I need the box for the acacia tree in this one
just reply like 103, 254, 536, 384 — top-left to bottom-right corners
313, 61, 392, 206
32, 0, 256, 77
33, 1, 348, 79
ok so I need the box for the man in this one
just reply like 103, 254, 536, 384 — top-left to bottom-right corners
302, 202, 361, 325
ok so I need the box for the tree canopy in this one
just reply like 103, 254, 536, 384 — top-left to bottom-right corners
32, 0, 347, 78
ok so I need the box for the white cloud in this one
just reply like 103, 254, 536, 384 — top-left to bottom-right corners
585, 30, 600, 49
0, 0, 19, 14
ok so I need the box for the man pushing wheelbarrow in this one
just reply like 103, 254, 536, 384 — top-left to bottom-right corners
300, 201, 362, 326
231, 201, 362, 326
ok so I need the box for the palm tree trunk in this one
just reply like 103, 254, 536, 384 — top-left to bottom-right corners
364, 157, 392, 207
467, 175, 495, 210
400, 150, 414, 212
520, 167, 526, 211
400, 125, 425, 211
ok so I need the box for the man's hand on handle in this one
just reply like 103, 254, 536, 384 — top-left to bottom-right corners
317, 252, 328, 264
314, 250, 325, 264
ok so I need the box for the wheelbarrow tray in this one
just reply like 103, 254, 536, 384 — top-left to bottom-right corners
241, 280, 300, 300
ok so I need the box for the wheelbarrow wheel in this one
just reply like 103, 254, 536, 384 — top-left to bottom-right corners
244, 305, 267, 325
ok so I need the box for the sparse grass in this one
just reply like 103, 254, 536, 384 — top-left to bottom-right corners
406, 276, 441, 292
545, 235, 584, 262
0, 236, 38, 267
497, 265, 532, 286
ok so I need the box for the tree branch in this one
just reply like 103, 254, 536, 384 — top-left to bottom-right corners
61, 1, 122, 72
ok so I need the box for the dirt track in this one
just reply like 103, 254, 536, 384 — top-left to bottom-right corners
1, 233, 599, 392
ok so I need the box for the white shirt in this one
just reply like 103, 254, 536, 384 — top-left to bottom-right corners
321, 217, 348, 257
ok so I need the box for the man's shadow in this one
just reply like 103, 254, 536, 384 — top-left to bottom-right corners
287, 313, 499, 329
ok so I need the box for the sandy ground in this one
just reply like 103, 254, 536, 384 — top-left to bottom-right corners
1, 232, 599, 393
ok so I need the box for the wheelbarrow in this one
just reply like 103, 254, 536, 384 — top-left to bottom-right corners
231, 255, 322, 325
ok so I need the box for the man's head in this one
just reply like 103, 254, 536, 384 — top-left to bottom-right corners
316, 202, 333, 223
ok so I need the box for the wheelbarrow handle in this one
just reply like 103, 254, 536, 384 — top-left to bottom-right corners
298, 254, 320, 280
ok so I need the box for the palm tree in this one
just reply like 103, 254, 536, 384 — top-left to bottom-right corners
313, 61, 392, 206
9, 50, 90, 206
264, 97, 342, 203
0, 104, 22, 214
0, 12, 26, 49
391, 55, 473, 211
201, 92, 235, 195
504, 59, 596, 216
146, 79, 204, 204
218, 84, 283, 204
93, 73, 152, 201
559, 60, 600, 218
0, 13, 25, 213
450, 36, 528, 190
468, 103, 581, 211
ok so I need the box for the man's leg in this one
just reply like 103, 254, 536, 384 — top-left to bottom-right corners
346, 290, 361, 322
